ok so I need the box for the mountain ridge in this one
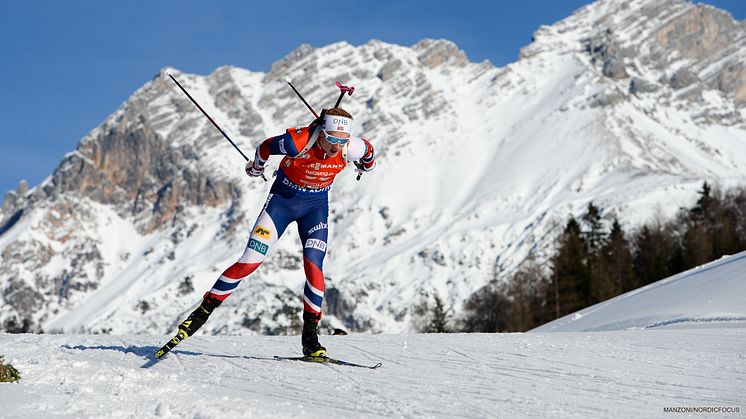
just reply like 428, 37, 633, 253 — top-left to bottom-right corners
1, 0, 745, 336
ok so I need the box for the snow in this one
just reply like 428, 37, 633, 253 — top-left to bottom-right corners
2, 249, 745, 417
0, 329, 742, 418
533, 251, 746, 333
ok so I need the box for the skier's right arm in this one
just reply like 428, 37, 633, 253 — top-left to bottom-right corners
246, 131, 298, 177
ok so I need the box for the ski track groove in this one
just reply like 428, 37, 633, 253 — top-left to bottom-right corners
322, 362, 413, 417
156, 343, 328, 413
218, 357, 311, 403
346, 342, 512, 417
185, 340, 399, 413
170, 350, 188, 374
341, 341, 409, 368
444, 347, 529, 417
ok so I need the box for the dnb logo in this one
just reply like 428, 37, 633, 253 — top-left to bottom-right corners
248, 238, 269, 255
304, 238, 327, 252
253, 225, 271, 240
332, 117, 349, 129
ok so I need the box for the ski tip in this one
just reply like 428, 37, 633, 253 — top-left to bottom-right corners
285, 77, 292, 84
274, 355, 382, 369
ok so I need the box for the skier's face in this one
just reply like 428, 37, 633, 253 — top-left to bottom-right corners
319, 130, 349, 156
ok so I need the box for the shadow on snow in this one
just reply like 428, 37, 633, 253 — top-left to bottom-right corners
60, 344, 283, 369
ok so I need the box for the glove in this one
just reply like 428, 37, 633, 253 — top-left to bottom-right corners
354, 160, 375, 172
245, 160, 265, 178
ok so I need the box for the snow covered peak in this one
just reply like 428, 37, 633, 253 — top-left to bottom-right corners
521, 0, 746, 105
412, 38, 469, 68
265, 43, 316, 82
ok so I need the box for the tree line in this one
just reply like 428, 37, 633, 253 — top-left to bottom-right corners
426, 182, 746, 333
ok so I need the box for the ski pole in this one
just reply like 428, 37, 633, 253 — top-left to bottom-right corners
285, 78, 319, 119
168, 73, 266, 182
354, 161, 364, 181
329, 81, 363, 181
285, 79, 355, 117
333, 81, 354, 108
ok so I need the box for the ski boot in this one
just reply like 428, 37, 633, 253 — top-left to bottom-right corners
301, 311, 327, 357
154, 294, 223, 359
178, 293, 222, 338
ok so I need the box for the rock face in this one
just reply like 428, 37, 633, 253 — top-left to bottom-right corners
1, 0, 746, 336
650, 2, 746, 103
0, 181, 27, 236
66, 125, 237, 233
585, 29, 629, 80
653, 3, 737, 60
585, 1, 746, 105
413, 39, 469, 68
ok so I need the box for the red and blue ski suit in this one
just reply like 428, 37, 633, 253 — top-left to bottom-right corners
205, 126, 375, 318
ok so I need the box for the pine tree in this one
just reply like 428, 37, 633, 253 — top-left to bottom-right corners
461, 281, 511, 332
601, 219, 637, 295
725, 188, 746, 251
632, 223, 673, 286
691, 182, 714, 224
680, 182, 722, 269
681, 222, 713, 269
582, 202, 612, 305
728, 187, 746, 248
507, 254, 547, 331
582, 202, 606, 252
700, 184, 739, 259
427, 295, 451, 333
548, 217, 589, 319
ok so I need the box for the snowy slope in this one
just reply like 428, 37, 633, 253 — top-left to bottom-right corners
533, 250, 746, 333
2, 238, 745, 418
2, 0, 746, 336
0, 330, 743, 418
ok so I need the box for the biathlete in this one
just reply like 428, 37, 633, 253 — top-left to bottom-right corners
173, 108, 376, 356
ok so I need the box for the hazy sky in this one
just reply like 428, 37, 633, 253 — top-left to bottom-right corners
1, 0, 744, 195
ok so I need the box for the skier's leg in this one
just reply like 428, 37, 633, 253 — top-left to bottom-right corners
179, 194, 293, 336
297, 204, 329, 318
297, 199, 329, 355
205, 201, 291, 302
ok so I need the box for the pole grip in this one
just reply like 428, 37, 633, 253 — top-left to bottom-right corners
333, 81, 355, 108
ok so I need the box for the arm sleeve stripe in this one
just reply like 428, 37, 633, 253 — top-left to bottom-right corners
257, 132, 299, 162
257, 139, 272, 162
361, 139, 375, 163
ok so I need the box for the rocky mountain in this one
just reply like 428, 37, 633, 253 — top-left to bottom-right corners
2, 0, 745, 335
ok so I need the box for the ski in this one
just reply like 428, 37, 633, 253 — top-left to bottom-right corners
154, 329, 188, 359
274, 355, 382, 369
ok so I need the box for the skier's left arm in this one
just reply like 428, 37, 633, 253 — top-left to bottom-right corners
347, 137, 376, 172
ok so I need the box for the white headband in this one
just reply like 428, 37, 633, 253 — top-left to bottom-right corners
323, 114, 353, 134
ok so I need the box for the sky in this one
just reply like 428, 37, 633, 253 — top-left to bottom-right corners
1, 0, 744, 196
